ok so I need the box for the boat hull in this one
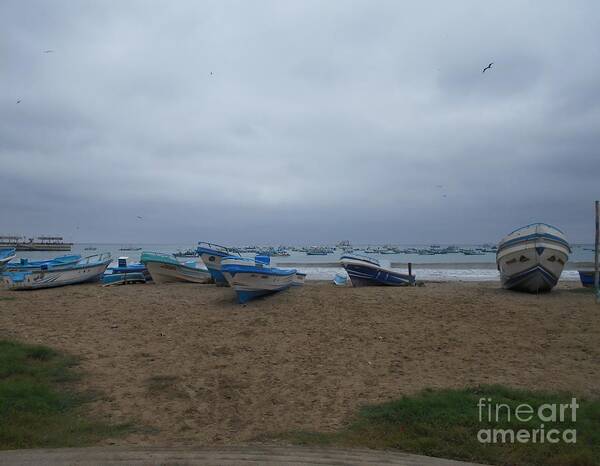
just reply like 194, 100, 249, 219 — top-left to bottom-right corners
578, 270, 597, 288
145, 261, 212, 284
293, 272, 306, 286
497, 223, 570, 293
221, 258, 296, 303
340, 257, 415, 287
2, 260, 110, 290
102, 272, 146, 286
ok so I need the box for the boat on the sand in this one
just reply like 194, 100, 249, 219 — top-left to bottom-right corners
339, 254, 415, 287
141, 251, 212, 284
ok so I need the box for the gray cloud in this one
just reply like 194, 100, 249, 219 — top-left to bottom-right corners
1, 0, 599, 244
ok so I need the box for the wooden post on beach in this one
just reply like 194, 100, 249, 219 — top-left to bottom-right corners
595, 201, 600, 303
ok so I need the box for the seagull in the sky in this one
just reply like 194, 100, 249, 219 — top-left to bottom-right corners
137, 216, 143, 219
482, 62, 493, 73
435, 184, 444, 188
16, 99, 21, 104
43, 50, 54, 53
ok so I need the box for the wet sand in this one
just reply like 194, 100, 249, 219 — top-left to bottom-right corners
0, 281, 598, 446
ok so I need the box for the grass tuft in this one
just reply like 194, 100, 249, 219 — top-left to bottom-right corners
0, 339, 130, 450
274, 385, 600, 466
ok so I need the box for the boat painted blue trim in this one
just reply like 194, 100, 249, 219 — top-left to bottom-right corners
578, 270, 595, 288
102, 272, 146, 285
344, 263, 414, 286
497, 233, 571, 253
340, 254, 380, 266
0, 248, 16, 260
7, 254, 81, 270
221, 264, 296, 277
503, 265, 558, 291
506, 223, 565, 236
235, 283, 293, 304
207, 268, 228, 285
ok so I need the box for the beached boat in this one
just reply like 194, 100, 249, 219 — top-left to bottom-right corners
196, 242, 241, 286
106, 257, 152, 282
5, 254, 81, 272
141, 251, 212, 284
293, 271, 306, 286
221, 256, 297, 303
0, 248, 16, 271
102, 272, 146, 286
339, 254, 415, 287
2, 253, 111, 290
496, 223, 571, 293
577, 268, 596, 288
333, 272, 348, 286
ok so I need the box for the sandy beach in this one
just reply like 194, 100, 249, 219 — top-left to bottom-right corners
0, 281, 598, 446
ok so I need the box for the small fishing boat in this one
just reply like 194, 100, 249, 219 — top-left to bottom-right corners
221, 255, 296, 303
196, 242, 241, 286
0, 248, 16, 271
339, 254, 415, 286
4, 254, 81, 272
119, 246, 142, 251
293, 271, 306, 286
84, 247, 97, 251
106, 257, 152, 282
496, 223, 571, 293
333, 272, 348, 286
141, 251, 212, 284
102, 272, 146, 286
2, 253, 111, 290
577, 268, 596, 288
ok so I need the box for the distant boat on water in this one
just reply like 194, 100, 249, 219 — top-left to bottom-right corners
119, 246, 142, 251
0, 235, 72, 251
340, 254, 415, 287
221, 255, 297, 303
141, 251, 212, 284
496, 223, 570, 293
173, 248, 199, 258
2, 253, 111, 290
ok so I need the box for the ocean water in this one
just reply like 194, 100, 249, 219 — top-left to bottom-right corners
10, 243, 594, 282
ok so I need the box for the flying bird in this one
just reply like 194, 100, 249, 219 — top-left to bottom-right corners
43, 50, 54, 53
16, 99, 21, 104
136, 216, 143, 219
482, 62, 493, 73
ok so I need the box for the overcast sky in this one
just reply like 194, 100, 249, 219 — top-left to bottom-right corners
1, 1, 599, 244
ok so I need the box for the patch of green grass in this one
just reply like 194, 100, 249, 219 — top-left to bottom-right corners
0, 339, 130, 450
273, 386, 600, 466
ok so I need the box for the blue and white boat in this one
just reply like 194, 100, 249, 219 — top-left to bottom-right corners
577, 268, 596, 288
496, 223, 571, 293
105, 256, 152, 282
221, 255, 297, 303
5, 254, 81, 272
102, 272, 147, 286
141, 251, 212, 284
333, 272, 348, 286
0, 248, 16, 271
196, 242, 241, 286
2, 253, 111, 290
339, 254, 415, 287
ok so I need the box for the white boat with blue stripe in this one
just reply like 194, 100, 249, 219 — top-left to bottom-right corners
196, 242, 241, 286
0, 248, 16, 271
496, 223, 571, 293
221, 255, 297, 303
340, 254, 415, 287
141, 251, 212, 284
2, 253, 111, 290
